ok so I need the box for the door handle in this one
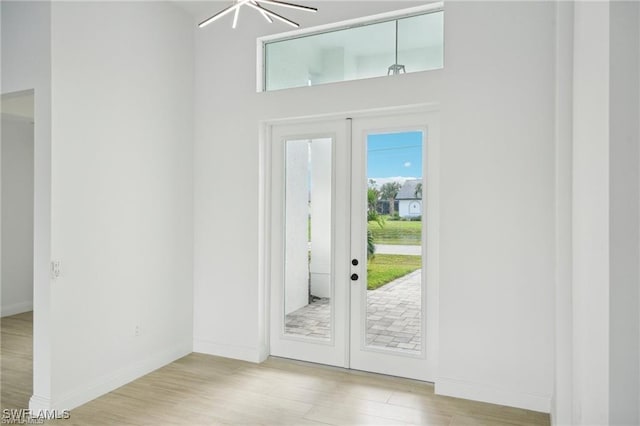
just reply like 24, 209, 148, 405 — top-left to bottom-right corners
351, 259, 359, 266
351, 273, 359, 281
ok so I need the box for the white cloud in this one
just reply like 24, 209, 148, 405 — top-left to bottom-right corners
368, 176, 419, 188
404, 162, 411, 168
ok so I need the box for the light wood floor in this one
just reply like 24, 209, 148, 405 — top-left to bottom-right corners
1, 311, 33, 411
1, 312, 550, 425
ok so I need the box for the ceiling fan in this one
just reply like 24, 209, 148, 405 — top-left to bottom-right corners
198, 0, 317, 29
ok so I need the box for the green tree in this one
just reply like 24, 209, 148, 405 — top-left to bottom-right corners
414, 182, 423, 199
380, 181, 401, 216
367, 180, 384, 259
367, 185, 384, 228
367, 229, 375, 260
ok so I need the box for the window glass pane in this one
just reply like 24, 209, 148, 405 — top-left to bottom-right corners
366, 131, 423, 354
264, 10, 444, 91
397, 11, 444, 73
266, 21, 395, 91
284, 138, 333, 340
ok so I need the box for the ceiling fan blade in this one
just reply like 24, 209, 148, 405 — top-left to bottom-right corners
258, 0, 317, 13
248, 2, 299, 27
232, 6, 241, 28
199, 3, 240, 28
251, 1, 274, 23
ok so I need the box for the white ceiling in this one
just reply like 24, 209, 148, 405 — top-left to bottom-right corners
173, 1, 226, 21
171, 1, 428, 25
172, 0, 323, 22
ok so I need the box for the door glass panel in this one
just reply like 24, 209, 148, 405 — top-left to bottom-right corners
284, 138, 332, 340
366, 131, 423, 353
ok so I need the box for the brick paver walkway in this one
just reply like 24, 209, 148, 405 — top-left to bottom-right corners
283, 298, 331, 339
366, 270, 421, 353
285, 270, 421, 354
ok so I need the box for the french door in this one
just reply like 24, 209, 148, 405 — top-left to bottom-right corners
269, 119, 351, 367
269, 110, 439, 381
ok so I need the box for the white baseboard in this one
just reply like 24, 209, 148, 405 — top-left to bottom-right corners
193, 338, 263, 363
258, 343, 269, 363
49, 341, 192, 411
550, 393, 557, 425
1, 301, 33, 317
435, 377, 551, 413
29, 395, 52, 413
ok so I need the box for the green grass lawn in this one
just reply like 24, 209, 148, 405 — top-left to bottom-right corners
368, 219, 422, 246
367, 254, 422, 290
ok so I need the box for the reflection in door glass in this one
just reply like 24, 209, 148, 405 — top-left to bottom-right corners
284, 138, 332, 340
366, 131, 423, 354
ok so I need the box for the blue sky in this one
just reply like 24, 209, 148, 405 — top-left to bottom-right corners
367, 131, 423, 183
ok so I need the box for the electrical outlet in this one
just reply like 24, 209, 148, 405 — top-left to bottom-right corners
51, 261, 61, 279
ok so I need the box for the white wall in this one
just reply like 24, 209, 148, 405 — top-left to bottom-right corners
1, 115, 34, 316
399, 200, 421, 218
554, 3, 640, 424
609, 2, 639, 424
1, 0, 53, 409
284, 140, 310, 314
552, 2, 574, 424
194, 0, 556, 412
570, 2, 640, 424
572, 4, 611, 423
309, 138, 331, 298
283, 138, 332, 312
47, 1, 194, 410
436, 1, 555, 412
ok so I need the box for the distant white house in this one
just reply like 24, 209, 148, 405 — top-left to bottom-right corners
396, 179, 422, 218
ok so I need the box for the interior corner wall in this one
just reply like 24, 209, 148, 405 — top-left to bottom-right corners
1, 0, 53, 409
609, 1, 640, 424
194, 0, 556, 412
570, 3, 640, 424
572, 2, 611, 424
552, 1, 574, 424
48, 1, 194, 410
1, 116, 34, 317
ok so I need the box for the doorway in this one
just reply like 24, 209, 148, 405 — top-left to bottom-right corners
267, 109, 439, 381
1, 89, 35, 410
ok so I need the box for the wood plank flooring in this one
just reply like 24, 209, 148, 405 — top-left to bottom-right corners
1, 311, 33, 411
1, 312, 550, 425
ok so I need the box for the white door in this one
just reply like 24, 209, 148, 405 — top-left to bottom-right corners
269, 110, 438, 381
269, 119, 351, 367
349, 112, 438, 381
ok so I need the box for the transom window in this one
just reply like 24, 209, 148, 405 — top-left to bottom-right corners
259, 4, 444, 92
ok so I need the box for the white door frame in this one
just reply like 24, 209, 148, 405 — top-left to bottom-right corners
259, 103, 439, 380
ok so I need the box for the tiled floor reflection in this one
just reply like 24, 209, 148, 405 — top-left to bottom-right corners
285, 297, 331, 339
284, 271, 421, 353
